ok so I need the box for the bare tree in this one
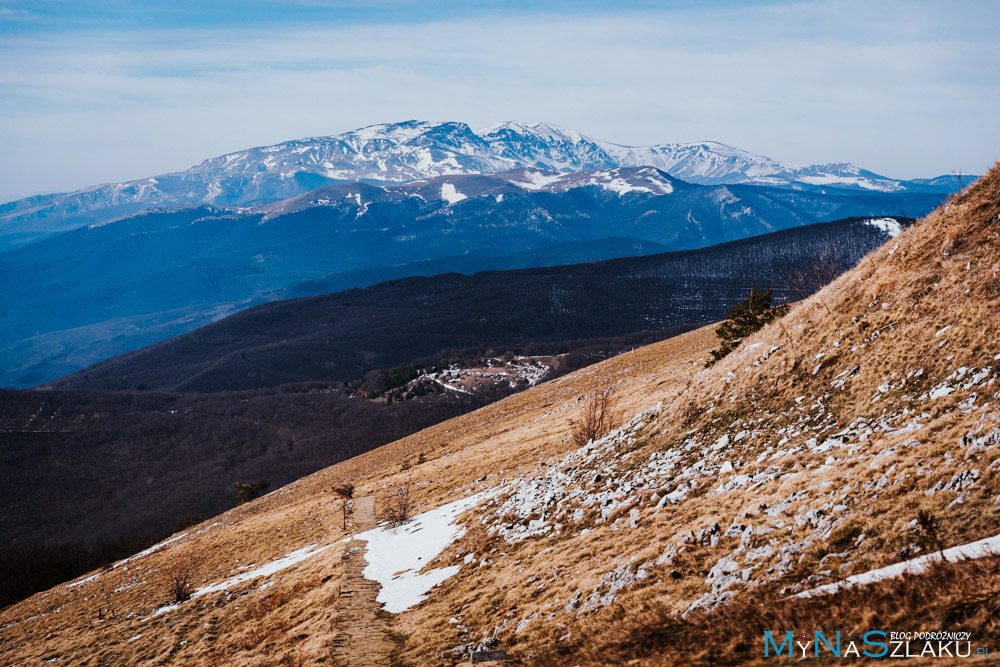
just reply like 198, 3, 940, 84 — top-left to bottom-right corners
783, 244, 843, 314
570, 385, 620, 447
332, 481, 355, 531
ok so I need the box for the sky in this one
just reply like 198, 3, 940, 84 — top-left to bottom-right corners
0, 0, 997, 202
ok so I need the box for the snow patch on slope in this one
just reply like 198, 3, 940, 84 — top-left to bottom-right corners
583, 168, 674, 196
356, 493, 487, 613
510, 169, 565, 191
795, 532, 1000, 598
67, 533, 189, 589
194, 543, 335, 598
141, 541, 344, 620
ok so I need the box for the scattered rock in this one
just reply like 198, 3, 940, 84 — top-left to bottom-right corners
925, 469, 981, 496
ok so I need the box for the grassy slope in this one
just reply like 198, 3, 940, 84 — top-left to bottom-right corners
0, 325, 715, 665
1, 164, 998, 665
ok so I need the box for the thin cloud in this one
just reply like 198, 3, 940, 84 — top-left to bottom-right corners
0, 0, 997, 199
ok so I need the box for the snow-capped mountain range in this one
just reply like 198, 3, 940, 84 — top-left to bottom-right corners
188, 120, 907, 192
0, 121, 962, 250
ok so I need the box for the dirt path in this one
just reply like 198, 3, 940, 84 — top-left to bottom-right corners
332, 495, 395, 666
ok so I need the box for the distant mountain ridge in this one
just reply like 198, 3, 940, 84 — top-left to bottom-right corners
0, 120, 967, 250
0, 161, 944, 388
46, 215, 909, 393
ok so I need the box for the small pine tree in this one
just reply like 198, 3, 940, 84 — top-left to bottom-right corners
707, 284, 789, 366
417, 452, 426, 465
233, 479, 270, 505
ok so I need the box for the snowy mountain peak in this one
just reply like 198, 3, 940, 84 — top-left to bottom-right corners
89, 121, 915, 194
343, 120, 463, 143
675, 140, 768, 159
478, 121, 586, 145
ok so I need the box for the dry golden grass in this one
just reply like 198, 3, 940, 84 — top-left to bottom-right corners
0, 324, 715, 665
534, 554, 1000, 666
0, 488, 350, 665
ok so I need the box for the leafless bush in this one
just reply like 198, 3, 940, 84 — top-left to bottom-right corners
165, 552, 198, 603
332, 481, 355, 530
385, 485, 411, 528
917, 510, 948, 561
570, 386, 620, 447
783, 244, 843, 313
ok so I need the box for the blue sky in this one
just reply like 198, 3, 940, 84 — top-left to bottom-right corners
0, 0, 997, 201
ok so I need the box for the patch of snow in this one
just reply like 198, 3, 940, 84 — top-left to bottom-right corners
440, 182, 467, 204
67, 532, 189, 588
194, 543, 334, 598
112, 533, 188, 571
357, 493, 487, 613
66, 573, 100, 589
144, 602, 181, 620
509, 169, 565, 190
143, 541, 342, 620
864, 217, 903, 237
795, 531, 1000, 598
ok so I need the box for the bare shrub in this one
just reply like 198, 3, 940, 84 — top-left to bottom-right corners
385, 485, 411, 528
784, 244, 843, 313
917, 510, 948, 561
570, 386, 620, 447
164, 552, 198, 603
332, 481, 355, 531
